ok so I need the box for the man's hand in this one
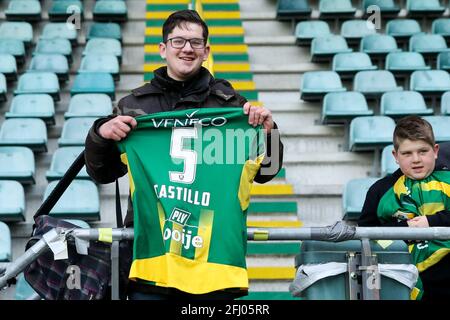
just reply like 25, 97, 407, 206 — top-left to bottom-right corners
407, 216, 429, 228
243, 102, 274, 133
98, 115, 137, 141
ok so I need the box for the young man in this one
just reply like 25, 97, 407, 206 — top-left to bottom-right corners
358, 116, 450, 300
84, 10, 283, 299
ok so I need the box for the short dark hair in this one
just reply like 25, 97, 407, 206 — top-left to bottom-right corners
162, 10, 209, 43
393, 115, 435, 150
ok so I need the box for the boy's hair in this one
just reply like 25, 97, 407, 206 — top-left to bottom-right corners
393, 115, 435, 150
162, 10, 209, 43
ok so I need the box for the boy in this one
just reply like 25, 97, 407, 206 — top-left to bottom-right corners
358, 115, 450, 300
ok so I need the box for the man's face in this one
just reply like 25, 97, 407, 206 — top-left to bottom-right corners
159, 22, 210, 81
393, 139, 439, 180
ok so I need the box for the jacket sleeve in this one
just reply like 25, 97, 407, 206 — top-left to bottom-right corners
427, 210, 450, 227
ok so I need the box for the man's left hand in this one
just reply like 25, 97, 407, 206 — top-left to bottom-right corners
407, 216, 429, 228
243, 102, 274, 133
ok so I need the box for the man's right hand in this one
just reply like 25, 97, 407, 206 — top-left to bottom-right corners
98, 115, 138, 141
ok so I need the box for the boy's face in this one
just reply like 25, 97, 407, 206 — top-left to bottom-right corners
393, 139, 439, 180
159, 22, 210, 81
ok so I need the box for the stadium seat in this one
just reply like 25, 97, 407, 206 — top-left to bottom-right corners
295, 20, 331, 46
360, 34, 401, 58
29, 54, 69, 82
0, 146, 35, 184
70, 72, 115, 99
341, 20, 376, 45
380, 91, 433, 117
362, 0, 400, 17
332, 52, 377, 78
0, 22, 33, 46
49, 0, 84, 22
409, 34, 448, 56
46, 146, 89, 181
322, 92, 373, 125
79, 55, 120, 81
385, 52, 430, 75
63, 219, 90, 229
410, 70, 450, 97
386, 19, 422, 41
0, 221, 11, 262
422, 116, 450, 142
407, 0, 445, 16
58, 117, 98, 147
43, 180, 100, 221
0, 73, 6, 102
87, 22, 122, 42
34, 39, 73, 65
0, 39, 26, 65
343, 178, 379, 221
5, 94, 55, 125
319, 0, 356, 19
300, 71, 346, 102
295, 240, 412, 300
349, 116, 396, 151
0, 118, 48, 153
14, 274, 39, 300
0, 180, 25, 222
441, 91, 450, 115
14, 72, 60, 101
40, 23, 78, 46
276, 0, 312, 21
437, 52, 450, 71
0, 53, 17, 81
432, 18, 450, 41
381, 144, 398, 176
93, 0, 128, 22
5, 0, 42, 22
83, 38, 122, 64
354, 70, 402, 98
64, 93, 112, 118
310, 35, 352, 62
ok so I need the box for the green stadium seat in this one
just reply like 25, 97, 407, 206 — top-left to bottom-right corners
437, 52, 450, 71
385, 52, 430, 75
15, 72, 60, 101
310, 35, 352, 62
46, 146, 89, 181
5, 94, 55, 125
0, 180, 25, 222
295, 20, 331, 46
301, 71, 346, 102
0, 147, 35, 184
41, 23, 78, 46
276, 0, 312, 21
49, 0, 84, 22
0, 119, 48, 153
93, 0, 128, 22
407, 0, 445, 16
70, 72, 115, 99
29, 54, 69, 82
0, 73, 6, 102
354, 70, 402, 98
319, 0, 356, 19
0, 39, 26, 65
0, 221, 11, 262
360, 34, 401, 58
14, 274, 39, 300
409, 34, 448, 56
44, 180, 100, 221
79, 54, 120, 81
440, 91, 450, 115
349, 116, 396, 151
362, 0, 400, 17
381, 144, 398, 176
239, 291, 299, 300
380, 91, 433, 118
64, 93, 112, 118
343, 178, 379, 221
341, 20, 376, 45
63, 219, 90, 229
294, 240, 412, 300
34, 39, 73, 65
83, 38, 122, 64
432, 18, 450, 41
386, 19, 422, 41
0, 53, 17, 81
5, 0, 41, 22
332, 52, 377, 78
322, 92, 373, 125
0, 22, 33, 46
410, 70, 450, 97
87, 22, 122, 42
58, 117, 97, 147
423, 116, 450, 142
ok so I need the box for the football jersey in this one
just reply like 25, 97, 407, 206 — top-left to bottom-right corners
117, 107, 265, 294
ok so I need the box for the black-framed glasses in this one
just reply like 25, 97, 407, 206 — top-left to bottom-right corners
166, 37, 206, 49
